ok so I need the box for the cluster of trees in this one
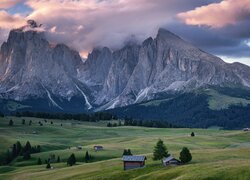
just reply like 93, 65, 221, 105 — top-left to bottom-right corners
8, 119, 32, 126
122, 149, 133, 156
123, 118, 179, 128
1, 141, 41, 165
153, 139, 192, 164
66, 151, 93, 167
37, 154, 61, 169
15, 111, 116, 122
107, 121, 122, 127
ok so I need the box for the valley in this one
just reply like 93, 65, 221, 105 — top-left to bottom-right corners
0, 117, 249, 179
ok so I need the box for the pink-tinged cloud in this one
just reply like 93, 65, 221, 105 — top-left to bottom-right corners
0, 10, 26, 28
178, 0, 250, 28
0, 0, 22, 9
23, 0, 176, 53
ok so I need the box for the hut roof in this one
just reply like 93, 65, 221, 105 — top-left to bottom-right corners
162, 155, 180, 163
122, 155, 147, 162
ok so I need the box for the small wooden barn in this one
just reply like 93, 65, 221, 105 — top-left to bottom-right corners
94, 145, 103, 151
162, 155, 181, 166
122, 155, 147, 170
243, 128, 249, 131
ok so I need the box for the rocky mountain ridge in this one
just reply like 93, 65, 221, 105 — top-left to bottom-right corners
0, 22, 250, 112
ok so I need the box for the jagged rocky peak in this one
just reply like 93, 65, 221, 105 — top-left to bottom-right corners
0, 23, 93, 111
0, 26, 250, 112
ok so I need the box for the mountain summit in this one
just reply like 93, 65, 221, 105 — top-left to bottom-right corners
0, 25, 250, 112
0, 21, 91, 112
80, 28, 250, 109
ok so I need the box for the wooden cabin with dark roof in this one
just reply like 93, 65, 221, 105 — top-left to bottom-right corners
122, 155, 147, 170
162, 155, 181, 166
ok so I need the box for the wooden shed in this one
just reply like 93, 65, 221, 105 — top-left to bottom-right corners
162, 155, 181, 166
94, 145, 103, 151
122, 155, 147, 170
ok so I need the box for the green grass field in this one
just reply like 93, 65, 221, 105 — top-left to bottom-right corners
0, 116, 250, 180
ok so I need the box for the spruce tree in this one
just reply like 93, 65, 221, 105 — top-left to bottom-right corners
16, 141, 22, 155
123, 149, 128, 155
153, 139, 169, 160
179, 147, 192, 164
67, 153, 76, 166
191, 132, 195, 137
22, 119, 25, 125
23, 141, 32, 154
29, 120, 32, 126
46, 163, 51, 169
12, 144, 17, 158
127, 149, 132, 155
85, 151, 90, 163
38, 158, 42, 165
9, 119, 13, 126
57, 156, 60, 163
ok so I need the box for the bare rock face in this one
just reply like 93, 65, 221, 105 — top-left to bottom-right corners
0, 26, 250, 112
0, 26, 92, 111
81, 28, 250, 109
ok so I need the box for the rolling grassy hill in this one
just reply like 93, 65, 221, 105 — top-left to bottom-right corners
0, 117, 250, 179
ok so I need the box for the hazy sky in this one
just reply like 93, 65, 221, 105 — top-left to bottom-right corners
0, 0, 250, 65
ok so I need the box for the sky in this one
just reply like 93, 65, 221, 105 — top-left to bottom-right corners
0, 0, 250, 66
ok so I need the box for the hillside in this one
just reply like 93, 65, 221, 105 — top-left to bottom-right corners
0, 117, 250, 179
108, 87, 250, 129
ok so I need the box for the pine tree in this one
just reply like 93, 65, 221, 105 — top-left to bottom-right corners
16, 141, 22, 155
22, 119, 25, 125
191, 132, 195, 137
38, 158, 42, 165
9, 119, 13, 126
29, 120, 32, 126
153, 139, 169, 160
127, 149, 132, 155
57, 156, 60, 163
107, 122, 112, 127
12, 144, 17, 158
123, 149, 128, 155
85, 151, 90, 163
23, 141, 32, 154
67, 153, 76, 166
179, 147, 192, 164
46, 163, 51, 169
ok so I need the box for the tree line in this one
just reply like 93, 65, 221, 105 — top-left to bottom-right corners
15, 111, 117, 122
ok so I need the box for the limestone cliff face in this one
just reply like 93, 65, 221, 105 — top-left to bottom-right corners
0, 27, 92, 111
81, 28, 250, 109
0, 25, 250, 112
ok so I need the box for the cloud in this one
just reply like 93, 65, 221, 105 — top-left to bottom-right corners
22, 0, 217, 53
0, 0, 22, 9
0, 10, 25, 29
178, 0, 250, 28
0, 0, 249, 66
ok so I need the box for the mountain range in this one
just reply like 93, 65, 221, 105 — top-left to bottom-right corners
0, 21, 250, 128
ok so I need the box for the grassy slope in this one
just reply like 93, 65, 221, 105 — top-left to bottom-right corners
0, 117, 250, 179
205, 89, 250, 110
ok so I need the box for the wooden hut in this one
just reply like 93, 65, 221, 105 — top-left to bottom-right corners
162, 155, 181, 166
122, 155, 147, 170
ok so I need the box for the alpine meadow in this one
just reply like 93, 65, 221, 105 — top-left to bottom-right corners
0, 0, 250, 180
